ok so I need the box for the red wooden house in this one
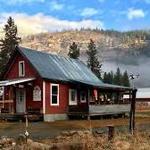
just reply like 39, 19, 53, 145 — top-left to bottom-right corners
0, 47, 133, 121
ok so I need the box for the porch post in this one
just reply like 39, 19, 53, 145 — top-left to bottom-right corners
43, 81, 46, 114
129, 89, 137, 134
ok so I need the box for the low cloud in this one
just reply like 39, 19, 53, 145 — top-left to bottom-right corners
0, 12, 104, 37
127, 8, 145, 20
80, 8, 98, 17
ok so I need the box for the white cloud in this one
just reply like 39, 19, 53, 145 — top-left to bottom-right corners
127, 8, 145, 20
80, 8, 98, 17
2, 0, 45, 5
50, 1, 64, 10
0, 12, 104, 36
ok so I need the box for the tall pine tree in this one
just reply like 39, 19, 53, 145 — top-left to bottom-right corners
103, 72, 108, 83
0, 17, 21, 75
122, 70, 130, 87
103, 71, 113, 84
113, 67, 122, 85
68, 42, 80, 59
86, 39, 102, 78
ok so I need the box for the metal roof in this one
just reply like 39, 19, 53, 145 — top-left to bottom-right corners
136, 88, 150, 98
18, 47, 132, 91
0, 78, 35, 86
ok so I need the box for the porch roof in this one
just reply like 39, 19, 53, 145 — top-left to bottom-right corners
74, 80, 132, 91
0, 78, 35, 86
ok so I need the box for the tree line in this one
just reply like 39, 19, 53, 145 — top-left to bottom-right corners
103, 68, 130, 87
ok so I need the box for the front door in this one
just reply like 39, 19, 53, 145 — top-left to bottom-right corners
16, 89, 26, 113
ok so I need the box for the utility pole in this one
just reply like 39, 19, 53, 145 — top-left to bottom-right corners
129, 74, 139, 134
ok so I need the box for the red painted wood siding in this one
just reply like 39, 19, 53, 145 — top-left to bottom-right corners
45, 82, 69, 114
4, 52, 38, 79
26, 78, 43, 111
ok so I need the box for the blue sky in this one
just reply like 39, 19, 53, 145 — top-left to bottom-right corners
0, 0, 150, 36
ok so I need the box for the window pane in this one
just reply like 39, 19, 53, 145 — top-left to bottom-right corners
21, 63, 24, 75
52, 86, 58, 95
71, 90, 75, 101
80, 91, 86, 102
52, 95, 57, 104
19, 61, 25, 76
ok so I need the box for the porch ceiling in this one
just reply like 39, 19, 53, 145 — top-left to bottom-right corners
0, 77, 35, 86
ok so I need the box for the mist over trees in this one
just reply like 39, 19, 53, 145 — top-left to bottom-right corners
0, 17, 21, 76
103, 67, 130, 87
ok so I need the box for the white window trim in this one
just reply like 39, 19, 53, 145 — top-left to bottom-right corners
50, 84, 59, 106
69, 89, 77, 105
80, 91, 87, 103
19, 61, 25, 77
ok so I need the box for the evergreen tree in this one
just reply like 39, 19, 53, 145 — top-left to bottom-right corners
0, 17, 21, 75
103, 71, 114, 84
86, 39, 102, 78
68, 42, 80, 59
103, 72, 108, 83
122, 70, 130, 87
107, 71, 113, 84
113, 67, 122, 85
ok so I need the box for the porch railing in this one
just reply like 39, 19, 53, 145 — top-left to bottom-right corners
89, 104, 130, 115
0, 100, 14, 113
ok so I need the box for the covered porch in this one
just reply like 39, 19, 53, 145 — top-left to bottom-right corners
67, 82, 133, 118
0, 78, 43, 121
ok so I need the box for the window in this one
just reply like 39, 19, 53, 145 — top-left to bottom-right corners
69, 89, 77, 105
33, 86, 41, 101
50, 84, 59, 106
80, 91, 86, 103
19, 61, 25, 77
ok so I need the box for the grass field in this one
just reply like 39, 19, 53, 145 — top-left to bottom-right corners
0, 110, 149, 149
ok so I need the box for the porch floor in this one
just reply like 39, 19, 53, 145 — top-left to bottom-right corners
0, 113, 43, 121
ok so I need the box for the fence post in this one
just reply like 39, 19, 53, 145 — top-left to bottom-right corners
107, 125, 114, 141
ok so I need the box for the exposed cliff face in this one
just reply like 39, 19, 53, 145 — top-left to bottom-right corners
21, 29, 150, 87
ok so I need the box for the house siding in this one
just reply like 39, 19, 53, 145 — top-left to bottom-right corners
26, 78, 43, 112
45, 81, 69, 114
4, 52, 38, 79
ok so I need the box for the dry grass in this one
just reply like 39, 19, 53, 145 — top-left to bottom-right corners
1, 130, 149, 150
27, 130, 150, 150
